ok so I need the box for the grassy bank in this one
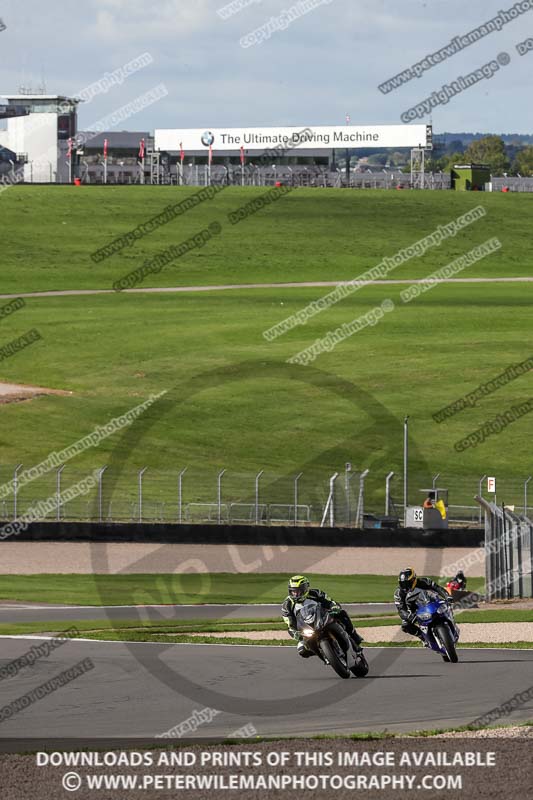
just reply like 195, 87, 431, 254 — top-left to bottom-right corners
2, 187, 532, 293
1, 186, 531, 511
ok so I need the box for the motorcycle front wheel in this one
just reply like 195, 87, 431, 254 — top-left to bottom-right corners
320, 638, 351, 678
434, 623, 458, 663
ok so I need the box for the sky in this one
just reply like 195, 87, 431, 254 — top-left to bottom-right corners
0, 0, 532, 134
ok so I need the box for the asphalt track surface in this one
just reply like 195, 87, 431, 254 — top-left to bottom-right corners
0, 603, 396, 624
0, 276, 532, 300
0, 636, 531, 738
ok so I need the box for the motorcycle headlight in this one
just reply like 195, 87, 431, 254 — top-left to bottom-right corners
301, 626, 314, 637
417, 612, 432, 621
437, 605, 448, 614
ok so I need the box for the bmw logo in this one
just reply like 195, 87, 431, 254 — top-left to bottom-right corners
201, 131, 215, 147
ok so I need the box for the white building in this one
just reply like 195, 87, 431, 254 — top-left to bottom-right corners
0, 94, 80, 183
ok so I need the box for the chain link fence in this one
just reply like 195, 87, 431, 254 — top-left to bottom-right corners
0, 464, 531, 528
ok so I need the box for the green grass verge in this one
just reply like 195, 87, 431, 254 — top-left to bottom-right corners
354, 609, 533, 627
0, 573, 485, 605
0, 618, 281, 637
363, 641, 533, 649
6, 631, 526, 648
215, 719, 533, 743
455, 609, 533, 623
277, 720, 533, 740
0, 606, 529, 640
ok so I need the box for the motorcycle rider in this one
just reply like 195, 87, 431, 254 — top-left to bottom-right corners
451, 570, 467, 591
394, 568, 451, 644
282, 575, 363, 658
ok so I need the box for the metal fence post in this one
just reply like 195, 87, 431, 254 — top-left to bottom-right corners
255, 470, 264, 525
344, 462, 352, 525
320, 472, 338, 527
478, 474, 487, 524
98, 466, 107, 522
13, 464, 23, 520
294, 472, 303, 526
56, 465, 66, 521
356, 469, 369, 528
217, 469, 226, 524
138, 467, 147, 523
319, 472, 339, 528
432, 473, 440, 489
329, 472, 339, 526
385, 471, 395, 515
501, 503, 510, 599
524, 476, 532, 519
178, 468, 187, 524
476, 495, 494, 600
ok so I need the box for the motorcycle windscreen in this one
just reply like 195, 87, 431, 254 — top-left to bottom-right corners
410, 589, 441, 618
296, 599, 328, 631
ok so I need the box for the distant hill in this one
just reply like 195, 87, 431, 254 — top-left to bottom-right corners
438, 132, 533, 145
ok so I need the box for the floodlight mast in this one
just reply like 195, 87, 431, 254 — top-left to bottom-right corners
403, 416, 409, 527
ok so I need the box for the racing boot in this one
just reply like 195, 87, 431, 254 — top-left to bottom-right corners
350, 630, 364, 654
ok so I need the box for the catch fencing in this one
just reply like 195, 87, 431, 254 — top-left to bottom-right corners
78, 164, 450, 190
477, 496, 533, 599
7, 161, 533, 191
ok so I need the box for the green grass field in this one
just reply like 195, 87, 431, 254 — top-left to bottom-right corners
0, 186, 532, 512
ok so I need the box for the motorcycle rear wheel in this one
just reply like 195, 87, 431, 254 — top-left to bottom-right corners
350, 652, 369, 677
321, 638, 351, 679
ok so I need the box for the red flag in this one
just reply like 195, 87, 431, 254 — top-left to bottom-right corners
208, 143, 213, 165
67, 138, 73, 159
179, 141, 185, 163
103, 138, 108, 160
240, 146, 245, 166
139, 138, 145, 159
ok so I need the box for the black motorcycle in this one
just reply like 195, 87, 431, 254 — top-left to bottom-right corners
295, 599, 369, 678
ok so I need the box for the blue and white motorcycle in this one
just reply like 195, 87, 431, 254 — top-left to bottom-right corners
409, 588, 460, 663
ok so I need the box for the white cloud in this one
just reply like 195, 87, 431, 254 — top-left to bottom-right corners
90, 0, 213, 41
